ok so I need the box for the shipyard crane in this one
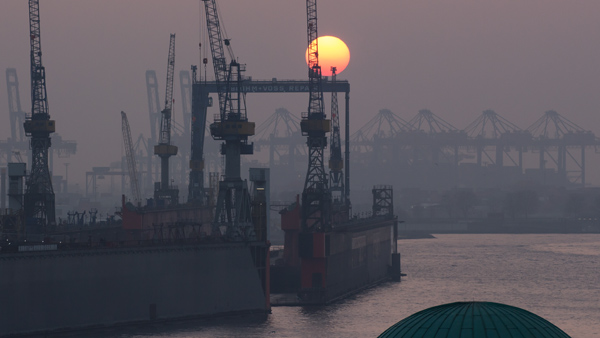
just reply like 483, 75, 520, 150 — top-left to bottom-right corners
154, 34, 179, 205
121, 111, 142, 205
202, 0, 255, 239
145, 70, 161, 187
300, 0, 331, 232
23, 0, 56, 231
329, 67, 345, 212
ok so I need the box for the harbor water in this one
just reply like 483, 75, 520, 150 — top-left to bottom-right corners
68, 234, 600, 337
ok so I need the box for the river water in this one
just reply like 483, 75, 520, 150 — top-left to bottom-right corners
81, 234, 600, 337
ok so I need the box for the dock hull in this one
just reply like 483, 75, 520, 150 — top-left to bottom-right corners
297, 217, 396, 304
0, 242, 269, 337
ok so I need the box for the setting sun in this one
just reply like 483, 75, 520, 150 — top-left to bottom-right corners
305, 36, 350, 77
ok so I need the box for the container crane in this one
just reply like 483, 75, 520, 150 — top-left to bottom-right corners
23, 0, 56, 231
202, 0, 255, 240
6, 68, 26, 145
121, 111, 141, 205
153, 34, 179, 205
300, 0, 331, 232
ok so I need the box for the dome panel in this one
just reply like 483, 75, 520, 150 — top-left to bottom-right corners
378, 302, 571, 338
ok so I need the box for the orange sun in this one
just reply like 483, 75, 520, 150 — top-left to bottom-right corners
305, 36, 350, 77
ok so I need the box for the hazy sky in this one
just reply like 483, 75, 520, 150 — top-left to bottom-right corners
2, 0, 600, 187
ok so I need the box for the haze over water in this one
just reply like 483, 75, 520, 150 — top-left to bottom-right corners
3, 1, 600, 186
60, 233, 600, 337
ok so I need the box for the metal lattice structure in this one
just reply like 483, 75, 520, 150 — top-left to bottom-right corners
408, 109, 457, 133
350, 109, 411, 154
464, 110, 526, 167
372, 185, 393, 217
145, 70, 161, 188
153, 34, 179, 205
203, 0, 255, 240
121, 111, 141, 204
23, 0, 56, 231
527, 110, 585, 139
526, 110, 597, 186
300, 0, 331, 233
255, 108, 305, 167
464, 110, 521, 139
329, 68, 345, 207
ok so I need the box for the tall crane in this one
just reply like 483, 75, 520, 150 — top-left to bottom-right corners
121, 111, 141, 205
145, 70, 161, 188
329, 67, 345, 213
300, 0, 331, 232
23, 0, 56, 231
202, 0, 255, 240
153, 34, 179, 205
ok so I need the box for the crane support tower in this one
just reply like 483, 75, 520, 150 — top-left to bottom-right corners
301, 0, 332, 233
154, 34, 179, 205
202, 0, 256, 240
122, 111, 142, 205
23, 0, 56, 232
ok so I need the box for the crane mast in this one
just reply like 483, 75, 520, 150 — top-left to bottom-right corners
301, 0, 331, 232
202, 0, 255, 240
121, 111, 141, 205
329, 67, 345, 208
23, 0, 56, 231
153, 34, 179, 205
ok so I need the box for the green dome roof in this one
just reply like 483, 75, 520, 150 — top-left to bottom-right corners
378, 302, 571, 338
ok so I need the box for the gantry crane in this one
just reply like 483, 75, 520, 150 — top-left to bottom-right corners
121, 111, 141, 205
300, 0, 331, 232
153, 34, 179, 205
23, 0, 56, 231
202, 0, 255, 240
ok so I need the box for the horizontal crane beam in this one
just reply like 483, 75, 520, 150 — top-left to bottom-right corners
198, 79, 349, 94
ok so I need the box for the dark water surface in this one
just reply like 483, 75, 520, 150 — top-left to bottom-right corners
78, 234, 600, 337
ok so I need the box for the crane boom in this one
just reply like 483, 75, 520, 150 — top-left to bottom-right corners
121, 111, 141, 204
159, 34, 176, 146
203, 0, 229, 117
23, 0, 56, 231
